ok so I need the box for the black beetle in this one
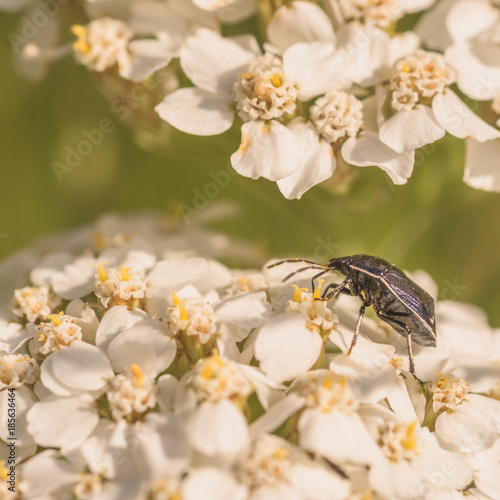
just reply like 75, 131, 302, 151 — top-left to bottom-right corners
268, 254, 436, 385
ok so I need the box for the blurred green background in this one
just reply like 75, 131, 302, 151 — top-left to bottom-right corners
1, 12, 500, 326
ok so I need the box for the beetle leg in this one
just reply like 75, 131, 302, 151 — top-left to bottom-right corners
309, 269, 332, 296
407, 332, 424, 389
322, 279, 352, 300
347, 304, 366, 355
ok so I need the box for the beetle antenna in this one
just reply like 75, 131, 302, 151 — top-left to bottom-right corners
267, 258, 328, 269
282, 265, 329, 283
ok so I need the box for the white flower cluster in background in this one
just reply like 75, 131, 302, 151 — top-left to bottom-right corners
3, 0, 500, 196
1, 213, 500, 499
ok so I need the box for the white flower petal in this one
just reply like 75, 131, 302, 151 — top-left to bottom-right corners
120, 39, 173, 82
27, 395, 99, 453
277, 121, 336, 200
399, 0, 435, 13
255, 313, 323, 383
342, 131, 414, 184
446, 1, 499, 44
182, 467, 247, 500
432, 89, 500, 142
130, 414, 191, 479
231, 120, 300, 181
40, 341, 113, 395
283, 43, 349, 101
186, 399, 249, 457
180, 28, 256, 93
289, 461, 351, 500
214, 291, 271, 329
475, 464, 500, 499
155, 87, 233, 136
0, 386, 36, 447
250, 393, 305, 437
95, 305, 149, 352
379, 105, 445, 154
107, 318, 176, 378
299, 408, 383, 465
369, 459, 426, 499
415, 0, 455, 51
445, 45, 500, 101
435, 400, 500, 453
388, 31, 421, 66
22, 449, 78, 500
336, 22, 390, 86
267, 2, 335, 52
146, 256, 209, 305
216, 0, 257, 24
464, 138, 500, 192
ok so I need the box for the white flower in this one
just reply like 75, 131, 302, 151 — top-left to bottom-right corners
191, 0, 257, 24
34, 312, 83, 356
236, 433, 351, 500
234, 53, 298, 122
311, 90, 363, 143
266, 1, 336, 52
255, 283, 337, 383
337, 0, 404, 28
12, 285, 60, 323
71, 16, 174, 82
182, 353, 252, 458
156, 28, 345, 184
71, 18, 132, 73
93, 262, 147, 308
106, 364, 157, 420
379, 50, 500, 154
368, 418, 473, 499
430, 373, 500, 453
0, 354, 39, 389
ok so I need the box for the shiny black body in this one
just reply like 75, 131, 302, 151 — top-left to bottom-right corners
326, 255, 436, 347
268, 253, 437, 384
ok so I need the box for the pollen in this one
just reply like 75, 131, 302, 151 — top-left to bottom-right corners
93, 262, 108, 282
292, 284, 308, 303
71, 25, 90, 54
0, 460, 7, 480
130, 363, 144, 386
271, 73, 284, 87
48, 311, 64, 327
119, 266, 131, 281
402, 421, 418, 451
171, 293, 188, 321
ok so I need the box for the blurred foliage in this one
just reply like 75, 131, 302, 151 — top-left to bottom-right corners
1, 13, 500, 327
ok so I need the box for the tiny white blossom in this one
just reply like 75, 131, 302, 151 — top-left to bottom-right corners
34, 312, 83, 356
12, 285, 60, 323
107, 364, 157, 420
0, 354, 39, 389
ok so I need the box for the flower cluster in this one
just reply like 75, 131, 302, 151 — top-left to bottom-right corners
3, 0, 500, 196
1, 213, 499, 499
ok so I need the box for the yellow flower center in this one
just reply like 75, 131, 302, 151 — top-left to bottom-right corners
71, 25, 91, 54
48, 311, 64, 327
171, 293, 187, 321
130, 363, 144, 386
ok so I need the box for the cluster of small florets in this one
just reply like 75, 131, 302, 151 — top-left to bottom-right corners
0, 213, 499, 498
234, 53, 298, 122
338, 0, 404, 28
4, 0, 500, 194
390, 51, 456, 111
